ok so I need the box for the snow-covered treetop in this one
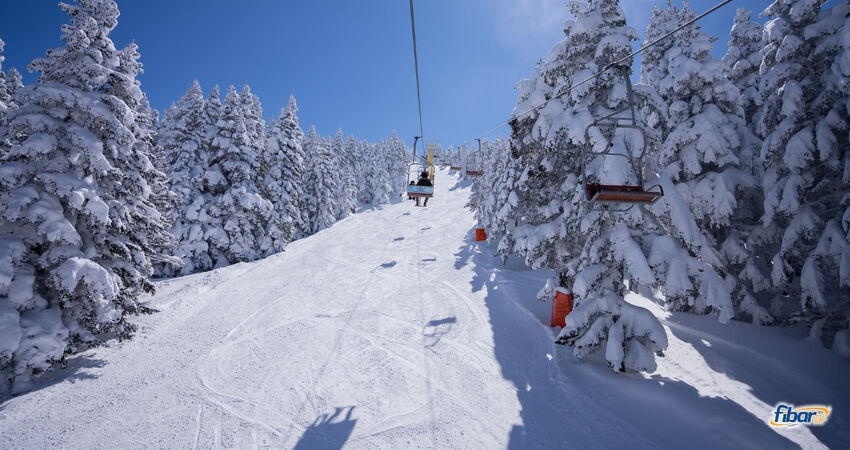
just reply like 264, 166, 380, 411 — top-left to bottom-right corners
0, 37, 8, 112
762, 0, 825, 26
723, 9, 762, 79
28, 0, 121, 91
513, 0, 637, 149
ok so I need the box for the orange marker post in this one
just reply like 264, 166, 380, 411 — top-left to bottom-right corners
551, 289, 573, 328
474, 227, 487, 241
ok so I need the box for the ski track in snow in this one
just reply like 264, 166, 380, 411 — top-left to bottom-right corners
1, 167, 849, 449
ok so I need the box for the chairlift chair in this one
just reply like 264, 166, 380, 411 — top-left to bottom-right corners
466, 138, 484, 176
407, 164, 434, 198
407, 137, 435, 198
581, 66, 663, 211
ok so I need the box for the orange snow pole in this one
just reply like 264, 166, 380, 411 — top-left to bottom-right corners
551, 290, 573, 327
474, 227, 487, 241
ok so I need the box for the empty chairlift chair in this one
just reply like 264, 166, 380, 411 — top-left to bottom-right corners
581, 66, 663, 211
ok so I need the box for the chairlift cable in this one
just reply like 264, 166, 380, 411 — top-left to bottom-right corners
474, 0, 732, 140
409, 0, 425, 144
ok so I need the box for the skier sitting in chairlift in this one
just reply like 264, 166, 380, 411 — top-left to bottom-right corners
415, 171, 432, 207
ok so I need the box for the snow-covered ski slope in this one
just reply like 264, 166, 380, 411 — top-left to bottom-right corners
1, 167, 848, 449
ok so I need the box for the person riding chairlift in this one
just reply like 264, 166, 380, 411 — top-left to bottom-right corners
415, 170, 432, 207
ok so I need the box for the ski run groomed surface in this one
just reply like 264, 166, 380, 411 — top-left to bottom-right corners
1, 168, 848, 449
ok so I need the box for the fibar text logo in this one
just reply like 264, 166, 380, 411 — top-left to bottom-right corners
770, 403, 832, 427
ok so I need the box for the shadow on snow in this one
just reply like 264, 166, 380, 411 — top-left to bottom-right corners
452, 232, 810, 449
293, 406, 357, 450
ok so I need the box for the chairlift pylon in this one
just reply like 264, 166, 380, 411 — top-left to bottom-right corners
581, 66, 663, 211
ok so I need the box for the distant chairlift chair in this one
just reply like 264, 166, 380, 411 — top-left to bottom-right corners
466, 138, 484, 176
581, 66, 663, 211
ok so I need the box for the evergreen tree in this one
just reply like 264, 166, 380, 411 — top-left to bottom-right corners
489, 143, 526, 260
466, 139, 499, 222
0, 0, 168, 391
330, 130, 356, 220
723, 8, 763, 125
263, 96, 305, 247
302, 126, 338, 234
386, 131, 410, 197
754, 0, 850, 344
0, 38, 10, 119
640, 3, 752, 323
5, 68, 23, 101
207, 85, 273, 263
0, 38, 13, 155
508, 0, 667, 372
158, 81, 213, 275
238, 85, 265, 159
359, 141, 392, 205
203, 85, 223, 152
107, 41, 177, 276
343, 135, 361, 210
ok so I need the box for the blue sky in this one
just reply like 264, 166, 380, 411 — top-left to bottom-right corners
0, 0, 769, 149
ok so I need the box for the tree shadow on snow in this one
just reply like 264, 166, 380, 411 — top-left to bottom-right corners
0, 355, 107, 405
457, 242, 808, 449
293, 406, 357, 450
452, 228, 482, 275
663, 312, 850, 449
449, 177, 473, 191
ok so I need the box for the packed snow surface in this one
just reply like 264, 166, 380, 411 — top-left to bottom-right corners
1, 168, 848, 449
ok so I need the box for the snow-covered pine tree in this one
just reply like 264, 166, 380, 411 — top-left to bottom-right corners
238, 85, 265, 161
5, 68, 22, 102
823, 4, 850, 357
754, 0, 850, 344
106, 41, 177, 276
473, 138, 509, 236
466, 140, 488, 221
359, 140, 392, 205
263, 95, 306, 247
302, 126, 338, 234
723, 8, 763, 126
157, 81, 215, 275
261, 115, 288, 253
203, 85, 223, 149
344, 135, 362, 209
206, 85, 273, 263
0, 38, 9, 121
508, 0, 667, 372
386, 131, 410, 197
458, 142, 470, 177
639, 3, 754, 323
0, 0, 169, 392
329, 130, 356, 220
0, 38, 13, 156
488, 142, 526, 260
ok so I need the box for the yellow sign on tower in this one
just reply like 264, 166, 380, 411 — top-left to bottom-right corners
425, 140, 438, 180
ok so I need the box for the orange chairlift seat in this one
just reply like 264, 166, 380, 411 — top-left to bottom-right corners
465, 138, 484, 176
581, 65, 663, 211
585, 183, 663, 205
